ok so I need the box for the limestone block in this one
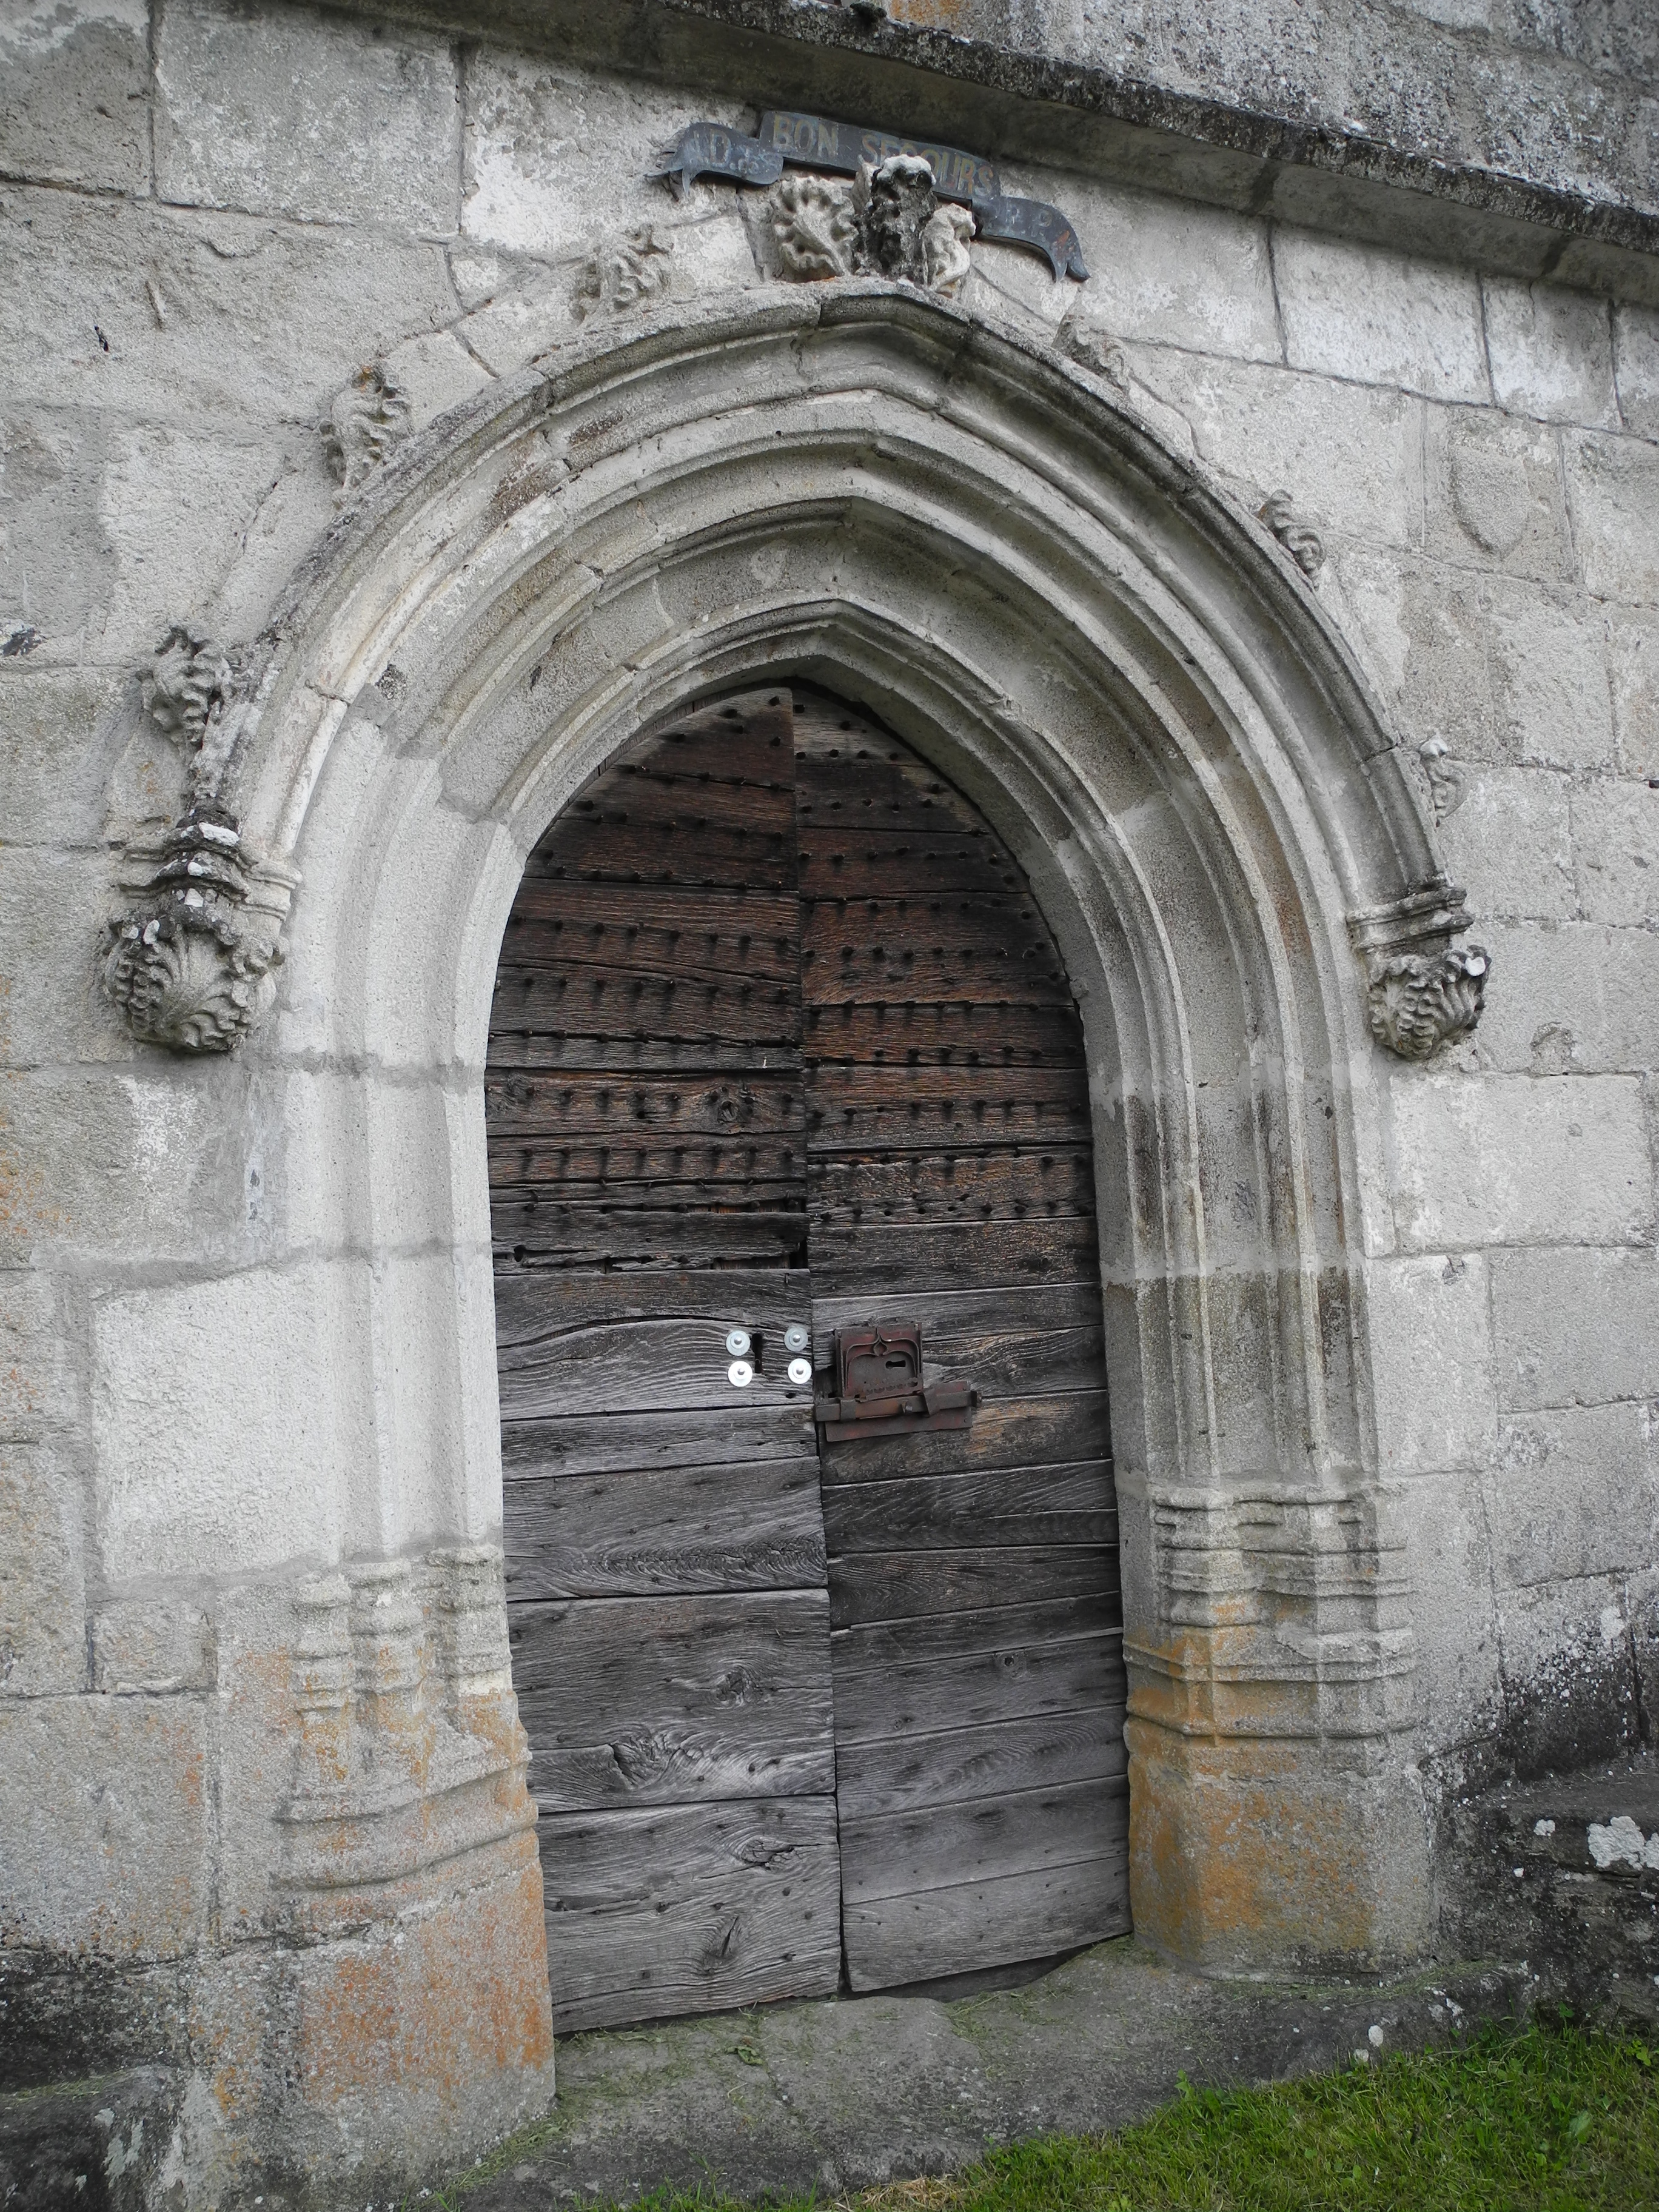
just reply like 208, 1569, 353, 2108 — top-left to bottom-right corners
0, 845, 144, 1069
1125, 353, 1424, 550
1494, 1575, 1644, 1772
0, 410, 116, 668
96, 419, 333, 668
1273, 229, 1490, 403
1042, 177, 1281, 362
1607, 608, 1659, 777
0, 0, 150, 193
0, 188, 458, 431
1612, 303, 1659, 443
0, 1694, 210, 1957
1481, 580, 1617, 770
1480, 280, 1620, 429
455, 269, 581, 381
92, 1598, 216, 1694
1571, 776, 1659, 925
0, 1442, 85, 1696
0, 1270, 70, 1441
155, 0, 460, 233
1366, 1252, 1496, 1473
1398, 1466, 1502, 1751
0, 1065, 254, 1268
91, 1258, 366, 1580
1563, 432, 1659, 607
964, 253, 1073, 339
1492, 1245, 1659, 1412
463, 51, 743, 260
1389, 1071, 1653, 1252
0, 666, 132, 848
378, 330, 495, 435
1473, 919, 1659, 1075
1488, 1403, 1658, 1588
1436, 767, 1575, 923
1424, 406, 1574, 582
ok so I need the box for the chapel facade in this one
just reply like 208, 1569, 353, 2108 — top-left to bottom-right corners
3, 0, 1658, 2200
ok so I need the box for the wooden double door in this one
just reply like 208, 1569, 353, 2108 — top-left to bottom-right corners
489, 686, 1128, 2031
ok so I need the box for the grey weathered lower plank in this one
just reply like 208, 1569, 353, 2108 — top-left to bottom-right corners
828, 1544, 1118, 1628
841, 1848, 1131, 1992
815, 1393, 1112, 1483
833, 1703, 1128, 1820
502, 1403, 816, 1480
813, 1281, 1105, 1401
821, 1462, 1117, 1553
830, 1594, 1124, 1672
838, 1774, 1130, 1902
504, 1456, 827, 1599
831, 1618, 1128, 1741
510, 1591, 835, 1809
539, 1796, 842, 2033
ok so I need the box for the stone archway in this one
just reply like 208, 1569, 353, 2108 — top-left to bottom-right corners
99, 284, 1483, 2165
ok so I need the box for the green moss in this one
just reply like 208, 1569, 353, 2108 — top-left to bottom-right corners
447, 2021, 1659, 2211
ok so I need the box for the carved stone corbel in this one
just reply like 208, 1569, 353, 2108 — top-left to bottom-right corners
1349, 879, 1490, 1059
1258, 490, 1325, 575
323, 361, 412, 495
574, 224, 673, 318
767, 154, 976, 298
100, 800, 297, 1054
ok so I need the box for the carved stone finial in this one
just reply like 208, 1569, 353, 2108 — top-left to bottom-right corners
323, 361, 413, 495
101, 801, 294, 1054
768, 156, 973, 297
1418, 737, 1467, 824
574, 225, 673, 319
144, 622, 233, 751
1258, 490, 1326, 576
1349, 880, 1490, 1060
920, 202, 974, 300
769, 173, 860, 280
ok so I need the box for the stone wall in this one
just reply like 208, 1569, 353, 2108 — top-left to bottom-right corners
2, 0, 1657, 2196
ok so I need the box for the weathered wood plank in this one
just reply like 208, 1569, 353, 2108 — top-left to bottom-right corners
489, 1034, 800, 1073
821, 1462, 1118, 1553
809, 1147, 1097, 1223
504, 1456, 826, 1598
494, 1269, 816, 1415
521, 778, 796, 891
501, 1402, 816, 1480
494, 1202, 806, 1270
827, 1546, 1118, 1629
802, 999, 1084, 1066
488, 1071, 805, 1145
831, 1594, 1124, 1675
810, 1393, 1112, 1483
831, 1617, 1127, 1741
808, 1216, 1099, 1292
510, 1591, 834, 1807
807, 1066, 1090, 1155
813, 1282, 1107, 1404
839, 1775, 1131, 1901
538, 1796, 840, 2033
841, 1850, 1130, 1992
833, 1704, 1128, 1820
799, 828, 1022, 898
491, 971, 800, 1048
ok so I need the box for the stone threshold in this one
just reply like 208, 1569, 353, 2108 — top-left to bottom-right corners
460, 1941, 1533, 2209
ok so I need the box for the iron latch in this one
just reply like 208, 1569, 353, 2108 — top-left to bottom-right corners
813, 1320, 974, 1442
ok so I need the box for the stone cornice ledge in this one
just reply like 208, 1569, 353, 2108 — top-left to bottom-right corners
332, 0, 1659, 304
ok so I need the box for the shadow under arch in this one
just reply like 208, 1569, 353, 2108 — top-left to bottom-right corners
169, 282, 1458, 1975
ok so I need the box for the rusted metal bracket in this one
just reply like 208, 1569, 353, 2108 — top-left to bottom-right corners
814, 1319, 974, 1442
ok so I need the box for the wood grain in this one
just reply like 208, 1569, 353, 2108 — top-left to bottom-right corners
511, 1591, 834, 1808
827, 1545, 1118, 1629
833, 1704, 1128, 1818
501, 1403, 816, 1479
831, 1616, 1127, 1741
505, 1456, 826, 1599
808, 1216, 1099, 1292
839, 1775, 1131, 1900
538, 1796, 841, 2032
820, 1461, 1118, 1553
841, 1850, 1131, 1992
809, 1147, 1098, 1224
813, 1282, 1108, 1402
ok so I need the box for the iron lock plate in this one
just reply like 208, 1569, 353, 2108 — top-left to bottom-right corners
813, 1319, 974, 1442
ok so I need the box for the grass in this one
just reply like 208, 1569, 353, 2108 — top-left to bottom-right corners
438, 2019, 1659, 2211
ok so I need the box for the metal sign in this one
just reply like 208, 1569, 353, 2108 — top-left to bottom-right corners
658, 110, 1088, 282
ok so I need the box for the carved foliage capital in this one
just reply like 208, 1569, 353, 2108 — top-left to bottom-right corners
1349, 879, 1490, 1059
